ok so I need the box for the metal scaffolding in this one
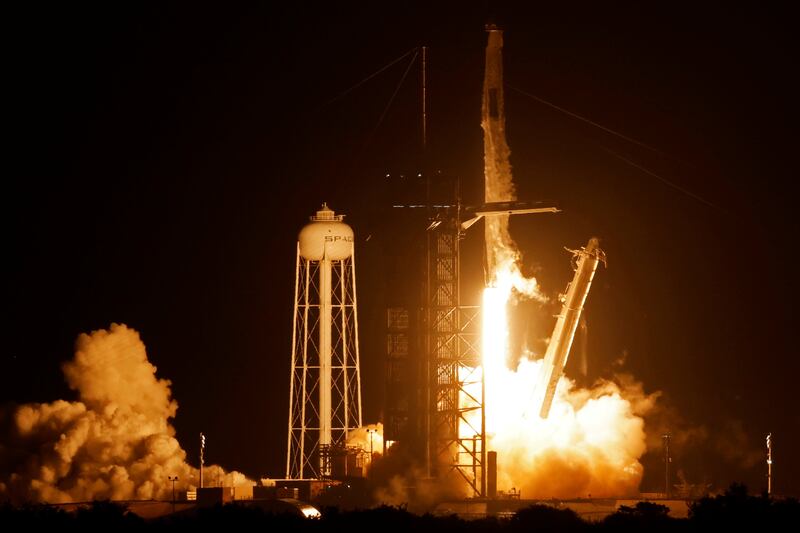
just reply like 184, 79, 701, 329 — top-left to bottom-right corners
426, 202, 485, 498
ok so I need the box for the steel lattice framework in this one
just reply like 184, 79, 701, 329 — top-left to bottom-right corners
287, 243, 362, 479
427, 214, 485, 497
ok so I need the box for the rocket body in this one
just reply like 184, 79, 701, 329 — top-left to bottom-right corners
482, 26, 518, 277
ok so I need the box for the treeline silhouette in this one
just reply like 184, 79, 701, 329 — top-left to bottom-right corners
1, 484, 797, 532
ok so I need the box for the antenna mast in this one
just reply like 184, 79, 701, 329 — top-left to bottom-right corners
766, 433, 773, 496
199, 432, 205, 489
421, 46, 427, 151
663, 433, 672, 498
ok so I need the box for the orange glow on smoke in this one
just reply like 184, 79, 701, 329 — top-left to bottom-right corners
459, 263, 651, 499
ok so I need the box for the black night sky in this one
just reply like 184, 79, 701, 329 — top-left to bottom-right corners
5, 3, 799, 495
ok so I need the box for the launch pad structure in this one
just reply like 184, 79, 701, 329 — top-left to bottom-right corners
387, 184, 559, 498
424, 191, 484, 496
385, 27, 563, 499
285, 25, 599, 500
386, 183, 485, 497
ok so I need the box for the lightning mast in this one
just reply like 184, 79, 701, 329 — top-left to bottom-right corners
663, 433, 672, 498
766, 433, 773, 496
390, 31, 559, 497
199, 432, 205, 488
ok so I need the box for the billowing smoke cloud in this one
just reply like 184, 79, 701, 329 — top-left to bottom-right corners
347, 423, 384, 457
373, 465, 465, 511
484, 359, 658, 498
348, 424, 454, 510
713, 419, 762, 470
0, 323, 250, 504
363, 425, 468, 510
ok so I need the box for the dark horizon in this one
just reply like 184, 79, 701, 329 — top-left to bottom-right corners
5, 4, 798, 497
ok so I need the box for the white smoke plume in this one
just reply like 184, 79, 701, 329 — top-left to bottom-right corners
0, 323, 250, 504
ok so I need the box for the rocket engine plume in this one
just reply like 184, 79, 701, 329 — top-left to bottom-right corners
0, 324, 250, 504
476, 26, 657, 498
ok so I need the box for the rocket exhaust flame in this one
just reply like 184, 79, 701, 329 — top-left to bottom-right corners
476, 270, 655, 498
474, 26, 656, 498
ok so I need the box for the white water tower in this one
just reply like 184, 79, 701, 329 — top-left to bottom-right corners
286, 203, 363, 479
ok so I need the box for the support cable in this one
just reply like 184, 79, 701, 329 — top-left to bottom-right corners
321, 47, 419, 109
508, 83, 721, 211
600, 146, 722, 211
365, 49, 420, 144
508, 84, 667, 156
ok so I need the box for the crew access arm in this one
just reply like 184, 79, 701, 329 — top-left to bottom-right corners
537, 238, 606, 418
